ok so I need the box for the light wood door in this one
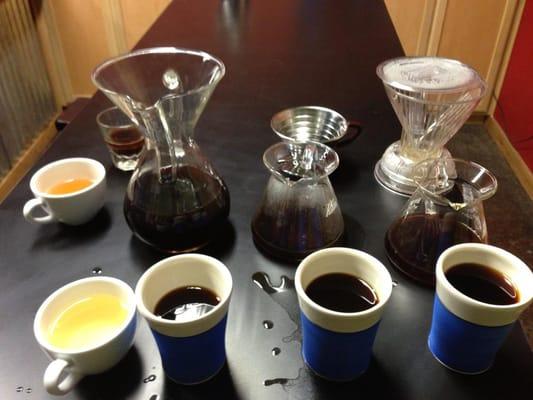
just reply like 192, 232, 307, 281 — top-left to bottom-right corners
33, 0, 171, 100
384, 0, 435, 56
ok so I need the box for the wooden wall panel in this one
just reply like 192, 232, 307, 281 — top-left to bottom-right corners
38, 0, 519, 111
50, 0, 112, 96
120, 0, 171, 50
437, 0, 506, 78
436, 0, 516, 111
384, 0, 427, 55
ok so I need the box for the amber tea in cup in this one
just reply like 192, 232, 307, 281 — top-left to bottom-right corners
46, 178, 94, 195
47, 293, 129, 350
23, 158, 106, 225
34, 277, 136, 395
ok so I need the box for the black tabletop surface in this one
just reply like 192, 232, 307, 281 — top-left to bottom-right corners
0, 1, 531, 399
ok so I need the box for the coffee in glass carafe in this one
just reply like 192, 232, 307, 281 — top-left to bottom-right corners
385, 158, 497, 286
251, 141, 344, 262
92, 48, 229, 253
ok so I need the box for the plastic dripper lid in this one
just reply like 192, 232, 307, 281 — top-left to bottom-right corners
376, 57, 485, 95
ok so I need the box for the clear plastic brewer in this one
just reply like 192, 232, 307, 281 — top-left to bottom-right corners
385, 158, 497, 286
92, 48, 230, 253
375, 57, 486, 196
251, 141, 344, 262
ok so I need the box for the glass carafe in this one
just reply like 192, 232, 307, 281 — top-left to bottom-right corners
375, 57, 486, 196
251, 141, 344, 262
385, 158, 497, 286
92, 48, 229, 253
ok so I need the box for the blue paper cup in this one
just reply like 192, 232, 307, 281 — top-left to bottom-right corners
429, 243, 533, 374
135, 254, 232, 384
295, 247, 393, 381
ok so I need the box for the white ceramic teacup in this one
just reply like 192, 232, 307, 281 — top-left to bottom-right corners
23, 158, 106, 225
34, 277, 137, 395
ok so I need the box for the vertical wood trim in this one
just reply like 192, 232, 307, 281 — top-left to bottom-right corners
485, 116, 533, 199
476, 0, 519, 112
0, 115, 59, 204
102, 0, 128, 55
416, 0, 437, 55
32, 0, 73, 107
426, 0, 448, 55
0, 5, 24, 155
488, 0, 526, 116
16, 0, 51, 122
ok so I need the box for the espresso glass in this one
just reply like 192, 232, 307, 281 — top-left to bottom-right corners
96, 106, 145, 171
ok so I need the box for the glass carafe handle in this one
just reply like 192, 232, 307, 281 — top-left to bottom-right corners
139, 106, 178, 183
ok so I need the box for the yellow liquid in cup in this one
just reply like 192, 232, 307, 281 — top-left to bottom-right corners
47, 178, 94, 195
47, 293, 129, 351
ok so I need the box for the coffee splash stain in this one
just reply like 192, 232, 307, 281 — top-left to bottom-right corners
143, 375, 156, 383
252, 272, 308, 391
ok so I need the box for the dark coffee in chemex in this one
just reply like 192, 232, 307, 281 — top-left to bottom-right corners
445, 263, 519, 305
154, 286, 221, 321
305, 273, 378, 313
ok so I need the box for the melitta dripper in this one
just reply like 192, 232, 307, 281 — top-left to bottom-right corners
92, 48, 229, 253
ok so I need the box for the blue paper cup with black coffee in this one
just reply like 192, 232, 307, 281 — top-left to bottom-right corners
295, 247, 393, 381
429, 243, 533, 374
135, 254, 232, 384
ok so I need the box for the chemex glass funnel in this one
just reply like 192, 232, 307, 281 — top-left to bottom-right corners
92, 47, 229, 253
375, 57, 486, 196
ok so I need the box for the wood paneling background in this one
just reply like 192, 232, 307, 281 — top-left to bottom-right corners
33, 0, 171, 101
121, 0, 172, 50
0, 0, 56, 177
385, 0, 522, 113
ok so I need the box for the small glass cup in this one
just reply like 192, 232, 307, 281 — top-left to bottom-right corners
96, 107, 144, 171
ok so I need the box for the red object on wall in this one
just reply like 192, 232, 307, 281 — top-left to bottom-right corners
494, 1, 533, 171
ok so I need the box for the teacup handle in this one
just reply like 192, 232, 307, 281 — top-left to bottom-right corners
44, 359, 83, 395
23, 198, 55, 224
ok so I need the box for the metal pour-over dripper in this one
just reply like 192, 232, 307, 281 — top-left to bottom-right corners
375, 57, 486, 196
271, 106, 361, 147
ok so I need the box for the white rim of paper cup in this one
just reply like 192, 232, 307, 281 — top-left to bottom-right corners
436, 243, 533, 327
135, 254, 233, 337
30, 158, 106, 199
295, 247, 393, 333
33, 277, 136, 355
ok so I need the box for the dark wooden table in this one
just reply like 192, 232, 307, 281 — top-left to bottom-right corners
0, 1, 531, 399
